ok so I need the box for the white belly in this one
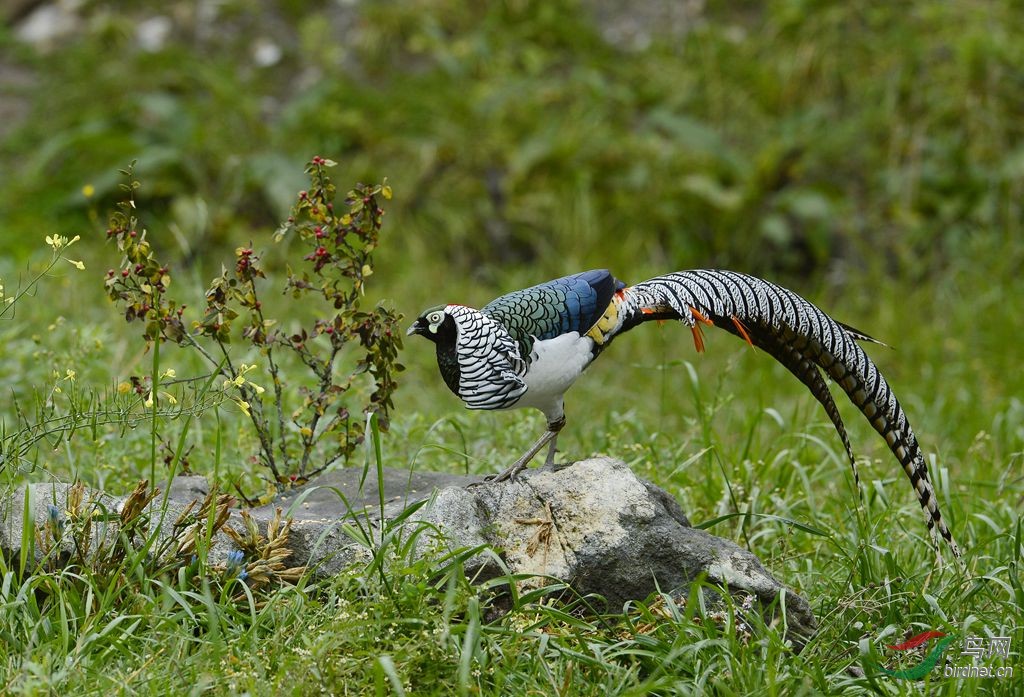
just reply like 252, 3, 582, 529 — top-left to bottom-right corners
514, 332, 595, 420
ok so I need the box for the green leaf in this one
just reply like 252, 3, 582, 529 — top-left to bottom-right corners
695, 512, 830, 538
681, 174, 742, 211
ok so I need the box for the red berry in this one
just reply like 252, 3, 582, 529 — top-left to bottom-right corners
121, 269, 130, 277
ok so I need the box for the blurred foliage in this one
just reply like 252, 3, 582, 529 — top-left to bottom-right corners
2, 0, 1022, 283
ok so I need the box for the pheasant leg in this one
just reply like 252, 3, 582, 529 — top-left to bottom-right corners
487, 417, 565, 483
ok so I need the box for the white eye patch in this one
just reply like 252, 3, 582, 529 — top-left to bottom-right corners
427, 311, 444, 332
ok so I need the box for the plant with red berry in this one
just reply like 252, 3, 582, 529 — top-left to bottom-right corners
105, 159, 403, 491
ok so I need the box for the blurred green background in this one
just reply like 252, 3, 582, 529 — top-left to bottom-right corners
1, 0, 1022, 487
4, 0, 1021, 276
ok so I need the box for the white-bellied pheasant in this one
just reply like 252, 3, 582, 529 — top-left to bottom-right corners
407, 269, 961, 558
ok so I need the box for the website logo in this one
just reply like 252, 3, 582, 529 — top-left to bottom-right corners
876, 631, 955, 680
873, 629, 1014, 681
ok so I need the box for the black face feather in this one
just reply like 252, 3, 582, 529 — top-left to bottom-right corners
408, 309, 461, 396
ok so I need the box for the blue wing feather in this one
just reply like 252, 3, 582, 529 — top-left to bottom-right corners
482, 270, 624, 360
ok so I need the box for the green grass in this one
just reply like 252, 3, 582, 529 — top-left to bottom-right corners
2, 0, 1023, 693
1, 235, 1021, 695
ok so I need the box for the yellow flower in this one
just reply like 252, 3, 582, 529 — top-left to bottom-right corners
162, 391, 178, 405
45, 234, 80, 250
82, 184, 95, 198
64, 369, 76, 381
161, 368, 176, 380
144, 391, 154, 408
67, 259, 85, 271
225, 364, 259, 390
235, 399, 251, 416
117, 381, 131, 394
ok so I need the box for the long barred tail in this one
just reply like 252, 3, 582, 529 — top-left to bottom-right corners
598, 269, 961, 559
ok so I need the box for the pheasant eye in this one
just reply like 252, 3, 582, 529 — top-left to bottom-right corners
427, 311, 444, 325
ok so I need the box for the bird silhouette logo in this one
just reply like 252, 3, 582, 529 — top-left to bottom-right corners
874, 630, 955, 680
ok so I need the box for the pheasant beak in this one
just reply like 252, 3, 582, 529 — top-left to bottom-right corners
406, 320, 426, 337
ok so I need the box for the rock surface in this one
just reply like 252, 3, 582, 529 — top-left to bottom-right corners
1, 457, 816, 647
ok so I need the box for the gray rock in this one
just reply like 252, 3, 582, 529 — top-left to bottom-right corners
0, 481, 239, 569
253, 465, 488, 576
395, 457, 815, 646
0, 457, 815, 647
164, 473, 211, 502
0, 482, 120, 564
